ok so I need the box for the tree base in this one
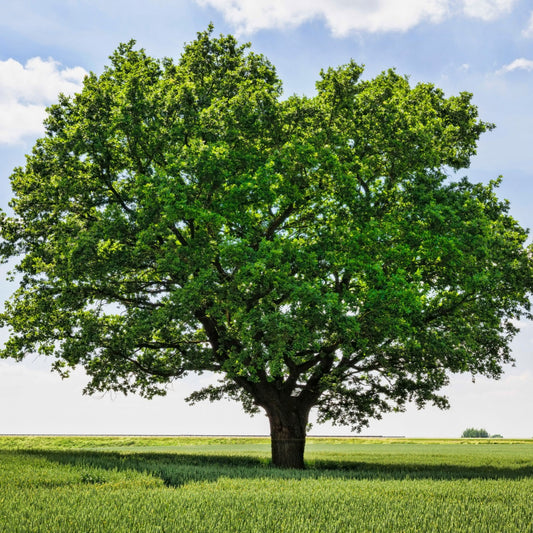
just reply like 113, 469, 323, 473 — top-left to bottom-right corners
271, 436, 306, 469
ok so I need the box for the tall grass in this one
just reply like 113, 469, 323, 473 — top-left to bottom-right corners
0, 437, 531, 532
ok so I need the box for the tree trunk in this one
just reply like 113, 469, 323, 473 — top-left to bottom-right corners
266, 403, 310, 469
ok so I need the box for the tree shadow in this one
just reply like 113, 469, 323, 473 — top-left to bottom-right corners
6, 448, 532, 488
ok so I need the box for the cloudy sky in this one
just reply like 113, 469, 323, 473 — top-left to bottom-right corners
1, 0, 532, 438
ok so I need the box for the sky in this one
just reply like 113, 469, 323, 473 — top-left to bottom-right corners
0, 0, 532, 438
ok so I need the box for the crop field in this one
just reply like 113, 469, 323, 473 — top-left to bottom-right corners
0, 436, 531, 532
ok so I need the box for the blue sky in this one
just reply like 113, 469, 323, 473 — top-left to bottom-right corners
0, 0, 532, 437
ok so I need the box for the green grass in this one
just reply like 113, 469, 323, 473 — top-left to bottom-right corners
0, 437, 531, 532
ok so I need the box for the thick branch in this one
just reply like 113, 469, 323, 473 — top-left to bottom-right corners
265, 203, 296, 240
169, 225, 189, 246
281, 351, 322, 392
355, 174, 370, 195
103, 177, 135, 215
213, 255, 232, 281
300, 344, 339, 396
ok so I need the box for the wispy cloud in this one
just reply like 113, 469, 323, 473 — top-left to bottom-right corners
196, 0, 518, 35
522, 11, 533, 37
0, 57, 87, 145
496, 57, 533, 74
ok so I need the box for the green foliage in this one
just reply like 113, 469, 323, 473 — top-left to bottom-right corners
1, 26, 532, 454
0, 437, 532, 532
462, 428, 490, 438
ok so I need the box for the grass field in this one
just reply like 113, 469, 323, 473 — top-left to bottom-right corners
0, 436, 531, 532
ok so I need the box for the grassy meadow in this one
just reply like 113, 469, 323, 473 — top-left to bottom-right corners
0, 436, 531, 532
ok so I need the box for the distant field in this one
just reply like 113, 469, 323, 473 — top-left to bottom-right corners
0, 436, 531, 532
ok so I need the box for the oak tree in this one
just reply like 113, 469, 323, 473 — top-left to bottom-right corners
1, 28, 532, 467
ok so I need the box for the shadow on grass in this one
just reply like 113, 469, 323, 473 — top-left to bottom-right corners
5, 448, 532, 488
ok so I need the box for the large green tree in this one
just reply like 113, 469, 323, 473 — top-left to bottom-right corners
1, 28, 532, 468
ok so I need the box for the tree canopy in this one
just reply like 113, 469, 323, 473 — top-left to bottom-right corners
1, 27, 532, 467
461, 428, 490, 438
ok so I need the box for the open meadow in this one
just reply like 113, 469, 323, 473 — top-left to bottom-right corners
0, 436, 531, 532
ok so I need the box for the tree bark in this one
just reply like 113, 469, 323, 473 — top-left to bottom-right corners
266, 402, 310, 469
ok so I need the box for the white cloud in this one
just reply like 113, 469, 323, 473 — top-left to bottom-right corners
497, 57, 533, 74
197, 0, 448, 35
196, 0, 518, 35
461, 0, 516, 21
523, 11, 533, 37
0, 57, 87, 145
